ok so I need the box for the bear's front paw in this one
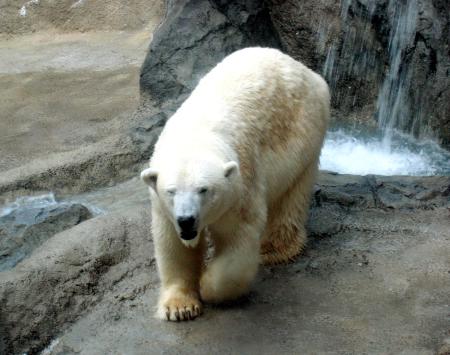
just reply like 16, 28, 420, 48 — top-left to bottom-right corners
157, 287, 202, 321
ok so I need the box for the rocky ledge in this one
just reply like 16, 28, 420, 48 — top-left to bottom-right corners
0, 172, 449, 354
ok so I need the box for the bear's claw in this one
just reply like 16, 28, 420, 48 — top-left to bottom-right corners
160, 300, 202, 321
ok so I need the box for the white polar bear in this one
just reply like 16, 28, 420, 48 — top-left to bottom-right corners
141, 47, 329, 321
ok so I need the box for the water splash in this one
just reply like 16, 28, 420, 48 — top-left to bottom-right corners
320, 128, 450, 176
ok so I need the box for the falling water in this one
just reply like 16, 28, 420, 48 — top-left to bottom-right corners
319, 0, 381, 112
317, 0, 450, 175
376, 0, 418, 147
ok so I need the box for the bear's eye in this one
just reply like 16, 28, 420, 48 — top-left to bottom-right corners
198, 187, 208, 194
166, 188, 176, 195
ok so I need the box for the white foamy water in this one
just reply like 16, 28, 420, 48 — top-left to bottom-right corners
320, 129, 450, 176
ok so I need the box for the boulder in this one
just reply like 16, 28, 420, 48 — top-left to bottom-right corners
0, 196, 92, 271
0, 208, 154, 354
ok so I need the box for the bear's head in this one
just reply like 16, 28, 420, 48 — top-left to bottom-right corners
141, 157, 240, 247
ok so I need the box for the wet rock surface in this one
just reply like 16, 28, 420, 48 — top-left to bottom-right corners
1, 172, 449, 354
269, 0, 450, 146
0, 197, 91, 271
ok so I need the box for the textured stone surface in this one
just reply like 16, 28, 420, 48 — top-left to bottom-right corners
0, 207, 154, 355
0, 2, 165, 198
0, 198, 91, 271
139, 0, 280, 104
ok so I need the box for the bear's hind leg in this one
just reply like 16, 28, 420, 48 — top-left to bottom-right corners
261, 162, 318, 265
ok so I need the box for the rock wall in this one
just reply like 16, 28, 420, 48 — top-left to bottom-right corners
270, 0, 450, 145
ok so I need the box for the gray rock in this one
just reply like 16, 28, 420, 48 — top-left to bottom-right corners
0, 196, 92, 271
0, 208, 154, 355
139, 0, 280, 105
371, 175, 450, 209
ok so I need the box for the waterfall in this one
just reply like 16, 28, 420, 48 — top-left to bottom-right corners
317, 0, 450, 175
319, 0, 380, 118
376, 0, 418, 147
319, 0, 421, 147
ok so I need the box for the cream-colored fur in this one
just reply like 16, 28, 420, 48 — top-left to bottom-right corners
141, 47, 329, 321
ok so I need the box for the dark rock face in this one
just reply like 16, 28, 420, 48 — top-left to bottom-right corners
409, 0, 450, 144
0, 197, 92, 271
133, 0, 281, 159
140, 0, 280, 105
270, 0, 386, 123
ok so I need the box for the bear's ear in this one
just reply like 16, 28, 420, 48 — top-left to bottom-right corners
140, 168, 158, 190
223, 161, 239, 178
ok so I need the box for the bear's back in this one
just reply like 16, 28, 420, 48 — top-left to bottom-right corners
153, 47, 329, 178
166, 48, 326, 138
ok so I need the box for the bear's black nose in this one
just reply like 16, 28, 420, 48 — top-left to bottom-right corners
177, 216, 196, 229
177, 216, 197, 240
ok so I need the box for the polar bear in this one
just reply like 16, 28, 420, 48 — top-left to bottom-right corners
141, 47, 329, 321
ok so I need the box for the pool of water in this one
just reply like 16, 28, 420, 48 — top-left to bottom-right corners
320, 127, 450, 176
